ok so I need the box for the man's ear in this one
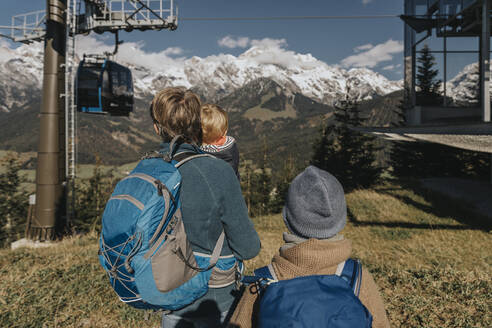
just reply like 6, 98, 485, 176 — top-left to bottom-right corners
153, 123, 160, 135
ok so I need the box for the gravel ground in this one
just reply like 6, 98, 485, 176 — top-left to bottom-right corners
358, 123, 492, 153
406, 134, 492, 153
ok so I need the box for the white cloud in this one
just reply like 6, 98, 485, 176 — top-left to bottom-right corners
0, 38, 13, 48
74, 35, 309, 72
75, 35, 186, 70
73, 35, 311, 73
354, 43, 374, 52
218, 36, 251, 48
71, 35, 393, 78
341, 39, 403, 68
217, 36, 288, 51
250, 38, 287, 49
75, 35, 113, 55
383, 63, 402, 70
382, 65, 395, 70
362, 0, 373, 4
238, 37, 322, 70
162, 47, 184, 56
0, 39, 19, 64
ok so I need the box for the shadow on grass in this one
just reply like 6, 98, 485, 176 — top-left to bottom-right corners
347, 179, 492, 232
164, 291, 243, 328
346, 207, 478, 230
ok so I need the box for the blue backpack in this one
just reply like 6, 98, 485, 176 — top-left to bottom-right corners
98, 138, 240, 310
243, 259, 373, 328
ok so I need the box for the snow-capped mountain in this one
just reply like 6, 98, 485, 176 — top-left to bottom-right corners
131, 45, 403, 104
0, 42, 44, 113
4, 40, 485, 115
0, 41, 402, 113
0, 40, 409, 165
446, 62, 480, 105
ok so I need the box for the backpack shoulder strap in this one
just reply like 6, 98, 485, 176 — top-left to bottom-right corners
254, 264, 277, 280
241, 264, 277, 285
337, 258, 363, 297
142, 150, 215, 165
174, 152, 215, 168
169, 150, 224, 273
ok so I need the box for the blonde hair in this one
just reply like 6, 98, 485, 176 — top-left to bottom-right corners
201, 104, 228, 144
150, 87, 202, 144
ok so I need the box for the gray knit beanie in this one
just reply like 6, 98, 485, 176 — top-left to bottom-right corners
282, 166, 347, 239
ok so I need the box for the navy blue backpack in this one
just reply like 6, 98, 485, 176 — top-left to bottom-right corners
243, 259, 373, 328
98, 137, 241, 310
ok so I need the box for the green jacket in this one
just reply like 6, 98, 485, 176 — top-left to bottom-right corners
161, 142, 261, 316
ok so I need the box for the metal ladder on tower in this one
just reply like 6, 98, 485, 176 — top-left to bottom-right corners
65, 0, 79, 229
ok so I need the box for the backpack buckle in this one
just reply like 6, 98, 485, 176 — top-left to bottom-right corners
249, 278, 275, 294
109, 266, 118, 278
249, 282, 261, 294
235, 266, 242, 291
163, 154, 172, 162
156, 181, 163, 196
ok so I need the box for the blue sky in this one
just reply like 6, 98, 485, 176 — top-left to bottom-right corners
0, 1, 478, 81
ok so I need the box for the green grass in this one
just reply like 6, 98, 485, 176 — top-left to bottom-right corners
1, 181, 491, 327
2, 163, 137, 195
0, 150, 139, 192
0, 234, 155, 328
75, 162, 138, 180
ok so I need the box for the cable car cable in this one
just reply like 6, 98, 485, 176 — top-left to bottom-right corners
180, 15, 400, 21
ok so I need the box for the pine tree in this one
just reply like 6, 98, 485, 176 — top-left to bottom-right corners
311, 93, 382, 191
74, 159, 115, 233
270, 154, 298, 213
253, 140, 273, 217
390, 96, 427, 177
0, 154, 28, 248
311, 125, 334, 171
243, 140, 274, 217
245, 168, 268, 218
240, 162, 254, 214
416, 44, 442, 106
253, 163, 272, 217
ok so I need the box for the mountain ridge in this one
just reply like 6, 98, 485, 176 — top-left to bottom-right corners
0, 41, 405, 167
0, 41, 402, 113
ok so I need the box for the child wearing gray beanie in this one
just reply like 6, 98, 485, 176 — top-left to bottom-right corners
229, 166, 390, 328
283, 165, 347, 240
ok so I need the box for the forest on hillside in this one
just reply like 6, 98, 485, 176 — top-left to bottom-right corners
1, 45, 491, 245
1, 92, 489, 247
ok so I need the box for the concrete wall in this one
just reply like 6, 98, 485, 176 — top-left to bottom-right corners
406, 106, 481, 125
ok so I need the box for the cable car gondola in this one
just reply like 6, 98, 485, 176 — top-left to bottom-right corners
76, 55, 134, 116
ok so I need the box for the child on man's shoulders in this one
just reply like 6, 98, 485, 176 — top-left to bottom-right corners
200, 104, 240, 179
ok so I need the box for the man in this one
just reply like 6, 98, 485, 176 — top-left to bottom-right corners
150, 87, 261, 327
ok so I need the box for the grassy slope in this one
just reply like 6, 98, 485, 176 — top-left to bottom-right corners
1, 181, 491, 328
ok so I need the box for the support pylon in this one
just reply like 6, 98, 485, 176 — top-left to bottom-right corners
28, 0, 67, 241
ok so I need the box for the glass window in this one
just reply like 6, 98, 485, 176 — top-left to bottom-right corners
440, 0, 463, 17
463, 0, 478, 10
